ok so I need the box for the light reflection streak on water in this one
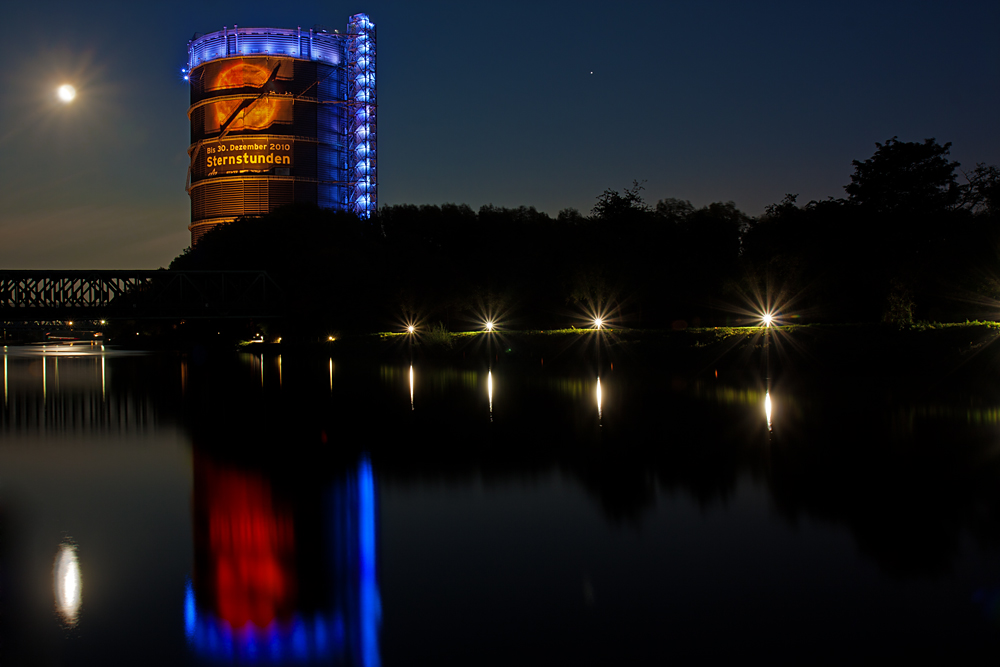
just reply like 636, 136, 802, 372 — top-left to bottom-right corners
25, 343, 108, 358
1, 345, 157, 434
54, 543, 82, 626
358, 456, 382, 667
260, 354, 264, 386
184, 580, 196, 640
765, 391, 772, 431
4, 350, 7, 406
101, 355, 106, 401
279, 355, 283, 387
409, 365, 414, 410
596, 377, 602, 422
383, 365, 479, 392
488, 370, 493, 422
329, 358, 334, 392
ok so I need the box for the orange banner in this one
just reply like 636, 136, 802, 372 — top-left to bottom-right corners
203, 139, 293, 176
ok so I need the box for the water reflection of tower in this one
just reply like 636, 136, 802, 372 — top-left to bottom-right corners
187, 452, 381, 666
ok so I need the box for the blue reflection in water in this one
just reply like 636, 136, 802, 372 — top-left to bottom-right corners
358, 456, 381, 667
186, 457, 381, 665
184, 580, 196, 639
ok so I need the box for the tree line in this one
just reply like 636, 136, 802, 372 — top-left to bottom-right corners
170, 137, 1000, 336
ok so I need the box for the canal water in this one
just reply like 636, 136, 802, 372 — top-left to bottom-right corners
1, 342, 999, 665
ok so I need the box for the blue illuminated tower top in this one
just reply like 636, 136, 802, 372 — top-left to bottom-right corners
187, 25, 345, 68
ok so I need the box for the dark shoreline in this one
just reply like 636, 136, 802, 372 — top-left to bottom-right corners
226, 321, 1000, 393
16, 321, 999, 393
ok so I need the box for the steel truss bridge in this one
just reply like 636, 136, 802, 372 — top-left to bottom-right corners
0, 270, 284, 321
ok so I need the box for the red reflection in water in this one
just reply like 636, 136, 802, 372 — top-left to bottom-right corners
197, 457, 296, 628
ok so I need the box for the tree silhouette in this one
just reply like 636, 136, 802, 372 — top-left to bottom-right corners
844, 137, 960, 215
166, 136, 1000, 332
961, 163, 1000, 217
591, 180, 649, 219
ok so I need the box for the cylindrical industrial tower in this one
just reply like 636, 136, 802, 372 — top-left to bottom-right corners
185, 15, 376, 246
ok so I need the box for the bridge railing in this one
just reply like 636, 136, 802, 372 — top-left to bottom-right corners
0, 270, 284, 320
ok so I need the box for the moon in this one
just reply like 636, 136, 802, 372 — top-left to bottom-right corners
57, 84, 76, 103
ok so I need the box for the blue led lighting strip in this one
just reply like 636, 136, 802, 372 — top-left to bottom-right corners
187, 26, 343, 69
347, 14, 377, 218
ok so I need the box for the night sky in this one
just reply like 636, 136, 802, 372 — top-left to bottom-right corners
0, 0, 997, 269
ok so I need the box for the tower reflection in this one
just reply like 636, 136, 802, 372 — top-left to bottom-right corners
187, 453, 381, 666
